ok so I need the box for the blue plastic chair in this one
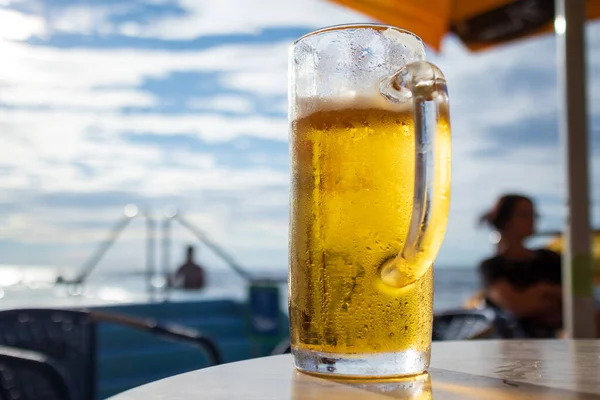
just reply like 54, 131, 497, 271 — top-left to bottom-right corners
432, 308, 497, 341
0, 345, 72, 400
0, 308, 221, 400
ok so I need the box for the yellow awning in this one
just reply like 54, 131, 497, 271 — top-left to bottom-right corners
329, 0, 600, 51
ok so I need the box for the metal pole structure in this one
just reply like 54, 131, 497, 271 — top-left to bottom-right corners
161, 215, 173, 298
555, 0, 596, 338
145, 209, 156, 298
73, 209, 137, 285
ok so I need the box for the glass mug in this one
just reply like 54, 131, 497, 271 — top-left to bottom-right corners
291, 370, 432, 399
288, 24, 451, 377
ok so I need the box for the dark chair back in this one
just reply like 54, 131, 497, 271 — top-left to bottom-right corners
272, 307, 547, 355
0, 345, 72, 400
432, 309, 496, 341
0, 309, 95, 400
271, 309, 498, 355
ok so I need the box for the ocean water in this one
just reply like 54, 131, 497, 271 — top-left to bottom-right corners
0, 265, 480, 312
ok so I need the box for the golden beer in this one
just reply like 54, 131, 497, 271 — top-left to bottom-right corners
289, 24, 451, 377
289, 103, 450, 356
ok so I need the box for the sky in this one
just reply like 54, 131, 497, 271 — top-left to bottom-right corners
0, 0, 598, 277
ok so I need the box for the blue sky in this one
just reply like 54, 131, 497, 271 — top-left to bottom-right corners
0, 0, 599, 276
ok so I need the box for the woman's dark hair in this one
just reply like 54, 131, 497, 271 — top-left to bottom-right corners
479, 194, 533, 231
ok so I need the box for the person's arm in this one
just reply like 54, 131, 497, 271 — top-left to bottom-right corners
478, 259, 519, 310
488, 280, 563, 319
193, 264, 206, 289
480, 259, 560, 319
539, 249, 563, 284
170, 266, 185, 288
486, 279, 534, 318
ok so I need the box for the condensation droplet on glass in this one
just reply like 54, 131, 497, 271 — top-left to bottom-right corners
359, 48, 371, 60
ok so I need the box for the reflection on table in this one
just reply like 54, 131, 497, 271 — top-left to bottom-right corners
110, 340, 600, 400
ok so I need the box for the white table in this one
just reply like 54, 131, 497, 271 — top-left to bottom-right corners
110, 340, 600, 399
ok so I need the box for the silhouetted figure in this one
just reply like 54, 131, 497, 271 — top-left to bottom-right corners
469, 194, 599, 338
477, 194, 563, 337
171, 246, 206, 290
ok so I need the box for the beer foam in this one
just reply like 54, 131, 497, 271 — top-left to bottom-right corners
292, 90, 411, 120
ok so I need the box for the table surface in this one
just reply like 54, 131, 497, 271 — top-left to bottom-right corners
111, 340, 600, 399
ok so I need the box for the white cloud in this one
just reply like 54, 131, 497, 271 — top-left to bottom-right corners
0, 207, 134, 244
143, 0, 369, 38
0, 38, 290, 89
137, 166, 288, 196
0, 86, 156, 110
36, 0, 370, 39
45, 5, 112, 35
0, 109, 287, 145
0, 109, 289, 196
227, 69, 287, 96
0, 8, 45, 40
0, 3, 599, 274
188, 95, 255, 113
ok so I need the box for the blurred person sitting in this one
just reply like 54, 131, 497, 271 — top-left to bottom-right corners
170, 245, 206, 290
477, 194, 563, 337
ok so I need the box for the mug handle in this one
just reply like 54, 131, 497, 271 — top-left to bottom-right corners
379, 61, 452, 288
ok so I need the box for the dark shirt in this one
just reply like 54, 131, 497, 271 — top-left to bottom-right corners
479, 249, 562, 291
171, 262, 206, 290
479, 249, 562, 338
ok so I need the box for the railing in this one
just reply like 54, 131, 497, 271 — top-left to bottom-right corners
56, 205, 141, 287
55, 206, 596, 295
58, 205, 259, 296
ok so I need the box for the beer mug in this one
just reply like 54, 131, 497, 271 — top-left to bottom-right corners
288, 24, 451, 377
